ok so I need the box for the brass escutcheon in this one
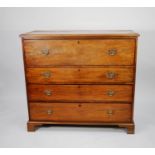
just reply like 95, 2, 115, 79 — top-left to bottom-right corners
41, 48, 49, 55
47, 110, 53, 115
107, 90, 115, 96
42, 71, 52, 78
107, 49, 117, 56
44, 90, 52, 96
106, 72, 116, 79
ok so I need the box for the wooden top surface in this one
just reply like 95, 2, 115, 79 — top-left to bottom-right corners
20, 30, 139, 39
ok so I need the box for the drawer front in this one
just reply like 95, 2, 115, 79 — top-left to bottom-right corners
29, 102, 132, 122
28, 85, 132, 102
26, 67, 134, 84
24, 39, 135, 66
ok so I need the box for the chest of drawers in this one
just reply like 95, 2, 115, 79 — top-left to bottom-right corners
20, 30, 139, 134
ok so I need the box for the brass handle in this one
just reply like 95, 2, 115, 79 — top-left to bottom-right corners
107, 49, 117, 56
106, 72, 116, 79
41, 48, 49, 55
44, 90, 52, 96
107, 90, 115, 96
42, 71, 52, 78
47, 110, 53, 115
107, 110, 113, 116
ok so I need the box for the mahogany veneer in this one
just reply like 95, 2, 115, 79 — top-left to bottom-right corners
20, 30, 139, 134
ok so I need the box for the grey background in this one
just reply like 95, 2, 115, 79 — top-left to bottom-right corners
0, 7, 155, 148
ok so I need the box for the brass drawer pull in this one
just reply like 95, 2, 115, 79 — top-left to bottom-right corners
42, 71, 52, 78
107, 49, 117, 56
107, 90, 115, 96
41, 48, 49, 55
106, 72, 116, 79
106, 110, 114, 116
44, 90, 52, 96
47, 110, 53, 115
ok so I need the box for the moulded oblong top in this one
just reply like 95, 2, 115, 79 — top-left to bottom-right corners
20, 30, 140, 39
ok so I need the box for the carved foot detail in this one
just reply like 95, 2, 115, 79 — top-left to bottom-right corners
126, 124, 135, 134
119, 123, 135, 134
27, 122, 41, 132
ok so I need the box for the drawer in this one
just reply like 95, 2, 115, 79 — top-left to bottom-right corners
26, 67, 134, 84
28, 85, 132, 102
29, 102, 132, 122
24, 39, 135, 66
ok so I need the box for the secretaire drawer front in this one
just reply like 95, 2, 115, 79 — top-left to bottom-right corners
26, 67, 134, 84
29, 103, 132, 122
28, 85, 132, 102
24, 39, 135, 66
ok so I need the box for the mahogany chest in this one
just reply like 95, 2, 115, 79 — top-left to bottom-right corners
20, 30, 139, 134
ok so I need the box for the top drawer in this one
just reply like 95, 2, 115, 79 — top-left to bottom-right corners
23, 39, 135, 66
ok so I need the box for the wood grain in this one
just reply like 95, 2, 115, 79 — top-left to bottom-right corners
26, 67, 134, 84
28, 84, 133, 102
20, 30, 139, 133
29, 102, 132, 122
24, 39, 135, 66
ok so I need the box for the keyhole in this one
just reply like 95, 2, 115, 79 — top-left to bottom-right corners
78, 104, 82, 107
77, 40, 80, 44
